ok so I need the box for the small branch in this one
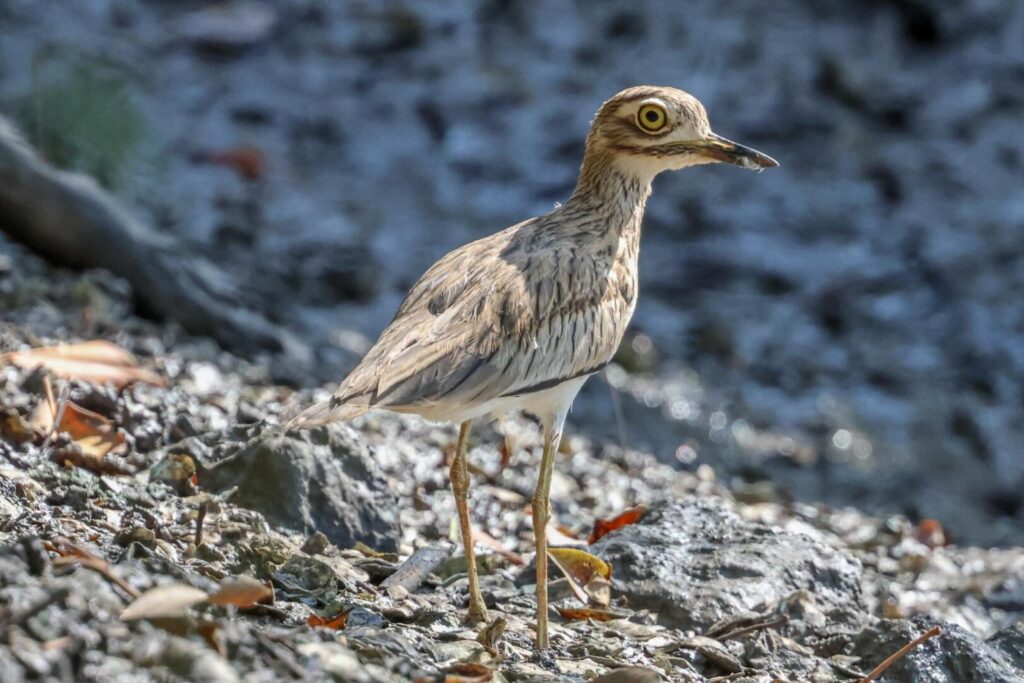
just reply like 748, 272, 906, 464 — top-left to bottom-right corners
49, 538, 140, 600
194, 501, 208, 547
41, 379, 70, 448
859, 626, 942, 683
714, 614, 788, 642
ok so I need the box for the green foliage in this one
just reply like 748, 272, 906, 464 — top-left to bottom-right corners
17, 60, 145, 190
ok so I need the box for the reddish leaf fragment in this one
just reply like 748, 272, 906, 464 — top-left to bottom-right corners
443, 662, 493, 683
205, 147, 266, 181
588, 504, 647, 544
32, 399, 125, 457
914, 519, 947, 548
307, 611, 349, 630
556, 606, 628, 622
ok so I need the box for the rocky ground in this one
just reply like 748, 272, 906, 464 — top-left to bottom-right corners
3, 231, 1024, 680
2, 0, 1024, 547
2, 1, 1024, 680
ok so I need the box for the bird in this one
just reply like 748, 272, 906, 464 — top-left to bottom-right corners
287, 85, 777, 649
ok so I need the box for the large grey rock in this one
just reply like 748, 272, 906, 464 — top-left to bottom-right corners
590, 498, 863, 630
839, 617, 1024, 683
204, 424, 402, 551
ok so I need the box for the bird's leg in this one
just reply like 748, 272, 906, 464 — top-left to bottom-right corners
532, 422, 561, 649
449, 419, 489, 623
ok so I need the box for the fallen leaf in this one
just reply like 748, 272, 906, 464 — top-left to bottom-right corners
121, 584, 208, 621
51, 443, 133, 476
545, 521, 588, 547
443, 662, 493, 683
1, 340, 164, 388
206, 576, 272, 608
589, 505, 647, 544
0, 408, 42, 444
472, 527, 525, 565
197, 619, 226, 657
914, 519, 947, 548
555, 606, 629, 622
49, 538, 139, 599
307, 611, 349, 629
32, 399, 125, 457
584, 575, 612, 608
548, 548, 612, 585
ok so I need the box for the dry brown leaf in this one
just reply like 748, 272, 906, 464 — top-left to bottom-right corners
197, 619, 226, 657
588, 504, 647, 544
545, 521, 588, 547
584, 575, 612, 609
548, 548, 612, 585
120, 583, 208, 621
0, 408, 42, 444
471, 527, 525, 566
443, 662, 493, 683
2, 340, 164, 388
51, 444, 133, 476
49, 538, 139, 599
307, 611, 349, 630
32, 400, 125, 457
206, 576, 273, 608
555, 606, 629, 622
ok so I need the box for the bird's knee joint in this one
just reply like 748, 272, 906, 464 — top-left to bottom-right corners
531, 497, 549, 526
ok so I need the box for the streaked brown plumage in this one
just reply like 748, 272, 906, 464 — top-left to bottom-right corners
288, 85, 777, 648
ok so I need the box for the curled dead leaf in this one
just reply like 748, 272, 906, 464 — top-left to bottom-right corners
206, 576, 272, 608
443, 662, 493, 683
548, 548, 612, 584
1, 340, 164, 388
32, 399, 125, 457
589, 504, 647, 544
120, 583, 208, 621
307, 610, 350, 630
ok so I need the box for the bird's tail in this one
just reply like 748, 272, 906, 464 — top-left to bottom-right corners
284, 399, 369, 431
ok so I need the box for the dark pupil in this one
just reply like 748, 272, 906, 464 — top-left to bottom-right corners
645, 110, 660, 123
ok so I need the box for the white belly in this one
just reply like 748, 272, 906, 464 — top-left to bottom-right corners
406, 374, 591, 426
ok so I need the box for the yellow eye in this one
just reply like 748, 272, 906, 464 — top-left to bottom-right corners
637, 103, 667, 132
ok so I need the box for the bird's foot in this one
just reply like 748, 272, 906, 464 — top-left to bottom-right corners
463, 600, 490, 625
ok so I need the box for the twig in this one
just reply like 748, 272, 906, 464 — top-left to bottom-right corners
49, 538, 140, 600
859, 626, 942, 682
42, 375, 57, 416
195, 501, 208, 547
714, 614, 788, 641
41, 379, 71, 448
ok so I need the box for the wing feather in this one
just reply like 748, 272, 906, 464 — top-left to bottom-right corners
306, 218, 636, 422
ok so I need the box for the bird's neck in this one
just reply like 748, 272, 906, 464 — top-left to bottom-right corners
566, 149, 652, 246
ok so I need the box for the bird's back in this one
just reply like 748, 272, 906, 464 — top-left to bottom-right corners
287, 208, 639, 429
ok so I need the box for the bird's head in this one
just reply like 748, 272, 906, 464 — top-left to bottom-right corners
585, 85, 778, 180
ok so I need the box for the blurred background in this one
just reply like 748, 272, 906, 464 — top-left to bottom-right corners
1, 0, 1022, 545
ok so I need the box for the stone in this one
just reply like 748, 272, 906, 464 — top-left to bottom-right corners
842, 617, 1024, 683
589, 498, 863, 631
204, 424, 402, 551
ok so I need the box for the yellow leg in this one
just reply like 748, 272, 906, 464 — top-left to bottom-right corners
450, 420, 489, 623
532, 423, 560, 649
